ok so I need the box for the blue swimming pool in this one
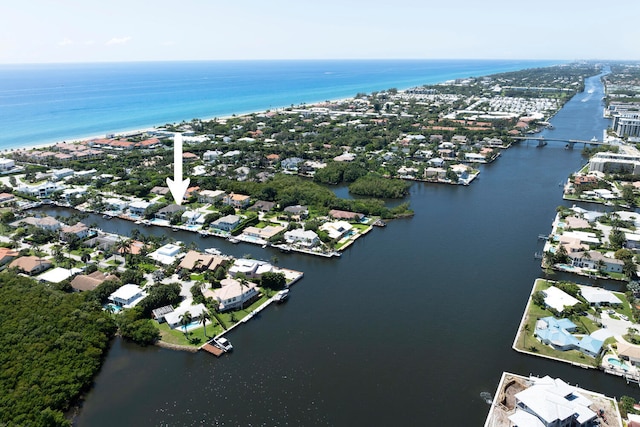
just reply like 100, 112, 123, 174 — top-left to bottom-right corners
607, 357, 630, 371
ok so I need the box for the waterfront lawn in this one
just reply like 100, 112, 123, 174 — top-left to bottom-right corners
515, 279, 601, 367
158, 293, 272, 347
158, 321, 224, 347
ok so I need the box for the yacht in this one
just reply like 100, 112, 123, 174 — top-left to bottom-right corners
213, 337, 233, 352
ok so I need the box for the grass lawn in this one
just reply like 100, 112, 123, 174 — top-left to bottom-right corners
514, 279, 601, 367
158, 293, 272, 348
351, 223, 369, 232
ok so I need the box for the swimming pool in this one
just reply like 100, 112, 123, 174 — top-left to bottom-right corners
104, 303, 122, 313
607, 357, 630, 371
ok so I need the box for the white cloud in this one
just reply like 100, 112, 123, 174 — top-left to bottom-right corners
58, 38, 74, 47
105, 36, 132, 46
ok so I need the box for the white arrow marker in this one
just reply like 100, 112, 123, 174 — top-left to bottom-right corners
166, 133, 190, 205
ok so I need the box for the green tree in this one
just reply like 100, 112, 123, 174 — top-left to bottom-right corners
179, 311, 192, 337
200, 309, 211, 337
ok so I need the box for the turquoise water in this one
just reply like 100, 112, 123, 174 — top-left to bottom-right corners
0, 59, 560, 149
607, 357, 630, 370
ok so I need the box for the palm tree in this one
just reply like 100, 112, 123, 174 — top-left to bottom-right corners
116, 238, 131, 266
179, 311, 192, 338
80, 252, 91, 269
200, 309, 211, 337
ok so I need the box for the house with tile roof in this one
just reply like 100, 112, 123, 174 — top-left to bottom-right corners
9, 256, 52, 275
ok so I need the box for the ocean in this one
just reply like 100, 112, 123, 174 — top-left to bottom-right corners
0, 59, 560, 150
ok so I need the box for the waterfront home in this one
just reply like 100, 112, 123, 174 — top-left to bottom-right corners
577, 285, 622, 307
83, 233, 119, 251
535, 317, 604, 358
60, 222, 90, 241
151, 305, 174, 323
425, 167, 447, 179
228, 258, 274, 279
510, 375, 598, 426
427, 157, 445, 167
70, 271, 119, 292
541, 286, 580, 312
9, 256, 52, 275
128, 200, 153, 216
11, 215, 62, 231
155, 204, 186, 220
223, 193, 251, 209
202, 278, 258, 312
165, 303, 207, 329
108, 284, 147, 308
284, 229, 320, 247
181, 210, 204, 225
320, 220, 353, 240
197, 189, 226, 204
103, 197, 128, 212
616, 340, 640, 367
567, 250, 624, 274
242, 225, 285, 241
211, 214, 241, 232
328, 209, 364, 221
178, 250, 227, 272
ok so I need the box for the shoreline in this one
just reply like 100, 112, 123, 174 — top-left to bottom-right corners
4, 61, 560, 153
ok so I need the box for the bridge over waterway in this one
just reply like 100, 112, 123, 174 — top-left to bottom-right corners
512, 136, 605, 148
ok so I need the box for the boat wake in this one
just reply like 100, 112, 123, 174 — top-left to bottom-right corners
480, 391, 493, 404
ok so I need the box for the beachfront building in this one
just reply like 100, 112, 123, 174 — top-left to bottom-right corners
284, 229, 320, 248
202, 278, 258, 312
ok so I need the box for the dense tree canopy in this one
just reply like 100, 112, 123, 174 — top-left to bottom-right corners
0, 272, 116, 426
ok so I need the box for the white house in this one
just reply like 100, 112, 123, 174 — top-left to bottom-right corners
197, 189, 226, 204
284, 229, 320, 247
108, 284, 147, 308
164, 303, 207, 329
320, 220, 353, 240
212, 214, 241, 231
203, 278, 258, 312
510, 376, 597, 427
0, 158, 15, 171
149, 243, 183, 265
128, 200, 152, 216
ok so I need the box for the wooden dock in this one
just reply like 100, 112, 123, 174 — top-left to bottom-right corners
201, 343, 224, 357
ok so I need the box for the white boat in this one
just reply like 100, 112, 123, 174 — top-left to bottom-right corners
228, 237, 239, 244
205, 247, 222, 255
591, 136, 598, 142
213, 337, 233, 352
274, 289, 289, 303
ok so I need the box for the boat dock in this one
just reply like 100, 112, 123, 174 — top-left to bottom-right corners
201, 342, 224, 357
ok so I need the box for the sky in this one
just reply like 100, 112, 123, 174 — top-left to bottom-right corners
1, 0, 638, 64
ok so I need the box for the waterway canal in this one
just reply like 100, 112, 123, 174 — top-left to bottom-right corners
65, 72, 638, 426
